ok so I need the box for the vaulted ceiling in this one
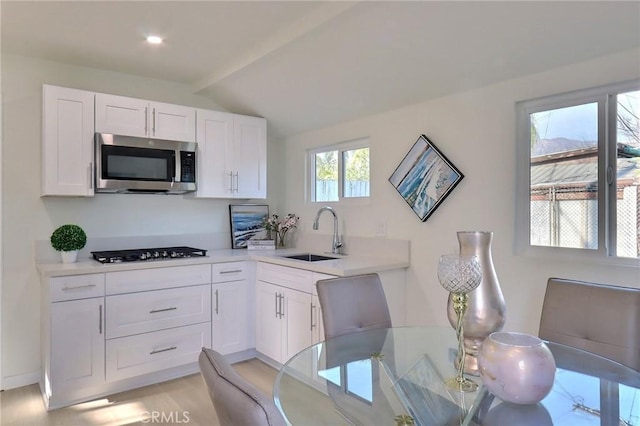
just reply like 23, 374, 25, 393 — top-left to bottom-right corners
2, 1, 639, 139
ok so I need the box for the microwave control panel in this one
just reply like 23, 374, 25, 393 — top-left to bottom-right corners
180, 151, 196, 183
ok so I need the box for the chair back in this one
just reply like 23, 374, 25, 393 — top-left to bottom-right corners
198, 347, 286, 426
539, 277, 640, 371
316, 273, 392, 339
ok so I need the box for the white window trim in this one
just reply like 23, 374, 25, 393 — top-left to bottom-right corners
515, 80, 640, 268
307, 137, 371, 205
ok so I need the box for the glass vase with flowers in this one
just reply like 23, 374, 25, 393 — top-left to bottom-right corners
263, 213, 299, 248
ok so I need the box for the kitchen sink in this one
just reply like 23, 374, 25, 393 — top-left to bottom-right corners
282, 253, 338, 262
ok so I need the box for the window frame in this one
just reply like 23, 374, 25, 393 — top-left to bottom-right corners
307, 138, 371, 205
515, 80, 639, 267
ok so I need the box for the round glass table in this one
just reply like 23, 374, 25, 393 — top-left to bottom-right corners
273, 327, 640, 426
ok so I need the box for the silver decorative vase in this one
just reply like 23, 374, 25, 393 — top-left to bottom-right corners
447, 231, 506, 376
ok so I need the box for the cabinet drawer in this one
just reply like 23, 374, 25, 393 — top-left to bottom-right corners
257, 262, 313, 293
50, 274, 105, 302
106, 284, 211, 339
312, 272, 337, 296
106, 322, 210, 382
212, 261, 248, 283
106, 264, 211, 295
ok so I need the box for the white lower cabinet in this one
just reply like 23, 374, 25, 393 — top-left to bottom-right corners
50, 297, 105, 391
212, 281, 249, 355
106, 284, 211, 339
106, 322, 211, 382
211, 262, 251, 355
283, 287, 315, 362
255, 281, 285, 362
41, 259, 337, 408
255, 263, 336, 365
41, 265, 215, 409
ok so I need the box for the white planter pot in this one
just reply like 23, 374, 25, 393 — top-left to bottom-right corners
60, 250, 79, 264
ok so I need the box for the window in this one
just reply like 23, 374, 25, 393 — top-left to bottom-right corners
516, 81, 640, 264
309, 139, 370, 203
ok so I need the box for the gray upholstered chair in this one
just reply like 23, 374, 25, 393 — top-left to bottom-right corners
539, 277, 640, 371
316, 274, 394, 423
198, 347, 286, 426
316, 273, 392, 340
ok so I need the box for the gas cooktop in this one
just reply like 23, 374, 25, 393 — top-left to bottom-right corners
91, 246, 207, 264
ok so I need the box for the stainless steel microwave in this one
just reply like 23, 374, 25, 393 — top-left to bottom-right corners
95, 133, 197, 194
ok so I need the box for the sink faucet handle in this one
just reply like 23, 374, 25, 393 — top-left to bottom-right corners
333, 236, 343, 254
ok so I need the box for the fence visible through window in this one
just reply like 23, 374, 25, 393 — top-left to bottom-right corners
316, 180, 370, 201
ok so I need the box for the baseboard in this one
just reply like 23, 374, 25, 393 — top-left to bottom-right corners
226, 348, 258, 364
1, 370, 40, 391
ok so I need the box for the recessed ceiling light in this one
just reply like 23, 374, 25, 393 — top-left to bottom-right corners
146, 35, 163, 45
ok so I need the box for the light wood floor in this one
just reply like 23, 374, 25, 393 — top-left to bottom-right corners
0, 358, 278, 426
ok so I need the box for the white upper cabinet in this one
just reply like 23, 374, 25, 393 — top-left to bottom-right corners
42, 85, 95, 196
195, 109, 267, 199
234, 115, 267, 199
195, 110, 234, 198
95, 93, 196, 142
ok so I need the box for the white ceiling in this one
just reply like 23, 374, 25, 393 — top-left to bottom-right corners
2, 1, 639, 139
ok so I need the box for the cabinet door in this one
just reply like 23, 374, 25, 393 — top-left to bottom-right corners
151, 101, 195, 142
95, 93, 148, 137
50, 298, 104, 391
212, 280, 249, 355
283, 288, 313, 363
42, 85, 95, 196
195, 109, 234, 198
255, 281, 283, 362
233, 115, 267, 199
311, 272, 335, 342
311, 294, 324, 344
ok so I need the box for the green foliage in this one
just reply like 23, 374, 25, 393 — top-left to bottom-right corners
50, 224, 87, 252
315, 151, 338, 180
345, 148, 369, 182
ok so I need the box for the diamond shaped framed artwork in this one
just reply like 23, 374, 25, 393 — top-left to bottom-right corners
389, 135, 464, 221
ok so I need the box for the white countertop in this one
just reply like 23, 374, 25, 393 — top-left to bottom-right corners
36, 248, 410, 278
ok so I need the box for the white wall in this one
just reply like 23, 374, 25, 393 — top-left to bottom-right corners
282, 49, 640, 333
0, 54, 282, 385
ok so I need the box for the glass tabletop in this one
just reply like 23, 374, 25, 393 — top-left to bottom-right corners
273, 327, 640, 426
274, 327, 480, 425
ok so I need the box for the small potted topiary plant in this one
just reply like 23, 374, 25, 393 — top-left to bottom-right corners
50, 224, 87, 263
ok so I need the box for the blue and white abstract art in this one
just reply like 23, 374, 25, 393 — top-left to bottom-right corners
229, 204, 269, 248
389, 135, 464, 221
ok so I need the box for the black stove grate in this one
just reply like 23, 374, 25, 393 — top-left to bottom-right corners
91, 246, 207, 263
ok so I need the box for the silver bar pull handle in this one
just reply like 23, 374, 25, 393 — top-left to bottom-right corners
215, 289, 219, 315
149, 307, 177, 314
279, 293, 284, 319
219, 270, 242, 274
152, 108, 156, 135
310, 303, 315, 331
275, 293, 279, 318
62, 284, 97, 291
229, 172, 234, 192
234, 172, 239, 192
99, 304, 103, 334
150, 346, 177, 355
144, 107, 148, 135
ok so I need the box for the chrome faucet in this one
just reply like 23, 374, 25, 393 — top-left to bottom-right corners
313, 206, 343, 255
